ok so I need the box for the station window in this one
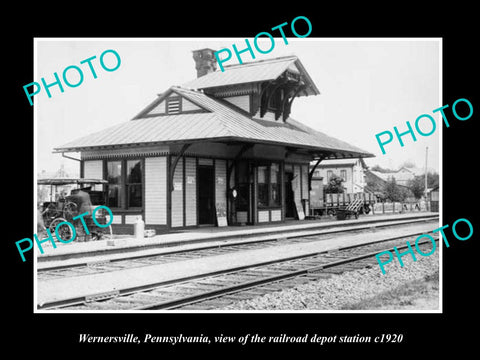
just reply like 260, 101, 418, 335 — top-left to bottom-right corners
257, 163, 281, 208
271, 163, 281, 206
327, 170, 333, 182
340, 170, 347, 182
107, 161, 122, 208
126, 159, 142, 208
107, 159, 143, 209
257, 166, 269, 207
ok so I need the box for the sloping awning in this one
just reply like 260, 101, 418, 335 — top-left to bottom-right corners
37, 178, 108, 185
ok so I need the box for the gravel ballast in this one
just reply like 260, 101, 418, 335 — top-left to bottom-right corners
221, 252, 440, 311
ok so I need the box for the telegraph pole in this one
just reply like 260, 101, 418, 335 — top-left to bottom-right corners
424, 146, 428, 210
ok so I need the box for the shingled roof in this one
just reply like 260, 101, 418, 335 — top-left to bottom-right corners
54, 85, 373, 159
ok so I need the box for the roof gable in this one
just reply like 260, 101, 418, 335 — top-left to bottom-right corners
133, 87, 208, 119
182, 55, 319, 97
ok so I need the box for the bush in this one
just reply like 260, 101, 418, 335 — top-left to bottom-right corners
384, 177, 408, 202
324, 174, 345, 194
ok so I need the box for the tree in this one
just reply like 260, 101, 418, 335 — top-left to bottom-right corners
383, 177, 408, 202
400, 160, 416, 168
370, 165, 395, 173
407, 172, 439, 199
408, 176, 424, 199
324, 174, 345, 194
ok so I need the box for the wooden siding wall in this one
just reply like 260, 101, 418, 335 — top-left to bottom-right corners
224, 95, 250, 112
293, 164, 301, 204
258, 210, 269, 223
83, 160, 103, 179
237, 211, 248, 223
145, 157, 167, 225
182, 99, 202, 112
110, 215, 122, 224
271, 209, 282, 221
301, 165, 309, 200
149, 99, 166, 115
185, 157, 197, 226
215, 159, 227, 211
171, 158, 184, 227
125, 215, 140, 224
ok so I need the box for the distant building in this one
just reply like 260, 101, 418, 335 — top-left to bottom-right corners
38, 164, 70, 179
385, 167, 415, 186
370, 166, 436, 186
429, 186, 439, 212
312, 158, 368, 193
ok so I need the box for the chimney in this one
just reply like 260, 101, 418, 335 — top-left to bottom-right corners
192, 48, 217, 77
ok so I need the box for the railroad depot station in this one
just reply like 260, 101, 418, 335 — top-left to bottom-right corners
54, 48, 373, 234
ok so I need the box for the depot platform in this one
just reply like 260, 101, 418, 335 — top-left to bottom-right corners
35, 212, 438, 267
36, 218, 439, 308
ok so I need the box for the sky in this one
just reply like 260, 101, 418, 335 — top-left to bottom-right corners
35, 38, 441, 177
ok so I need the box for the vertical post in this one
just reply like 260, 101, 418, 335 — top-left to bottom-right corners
183, 156, 186, 227
167, 155, 172, 230
424, 146, 428, 211
281, 161, 285, 222
252, 165, 257, 224
226, 159, 230, 225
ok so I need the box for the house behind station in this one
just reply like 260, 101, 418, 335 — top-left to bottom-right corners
370, 166, 436, 186
311, 158, 368, 194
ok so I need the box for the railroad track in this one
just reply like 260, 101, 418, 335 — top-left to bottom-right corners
38, 228, 439, 311
38, 215, 438, 281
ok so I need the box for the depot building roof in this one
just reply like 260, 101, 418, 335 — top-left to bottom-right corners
55, 85, 372, 159
54, 52, 373, 160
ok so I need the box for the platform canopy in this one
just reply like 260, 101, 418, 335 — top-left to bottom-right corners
37, 178, 108, 185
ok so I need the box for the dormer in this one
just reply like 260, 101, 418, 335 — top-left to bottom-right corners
183, 53, 320, 122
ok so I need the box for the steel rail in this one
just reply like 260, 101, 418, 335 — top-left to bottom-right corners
38, 215, 438, 274
134, 238, 439, 310
38, 230, 438, 310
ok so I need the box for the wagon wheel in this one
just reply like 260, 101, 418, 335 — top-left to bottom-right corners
327, 209, 336, 216
45, 203, 59, 218
63, 201, 78, 220
49, 217, 74, 242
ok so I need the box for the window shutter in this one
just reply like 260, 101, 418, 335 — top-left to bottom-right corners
167, 98, 181, 114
